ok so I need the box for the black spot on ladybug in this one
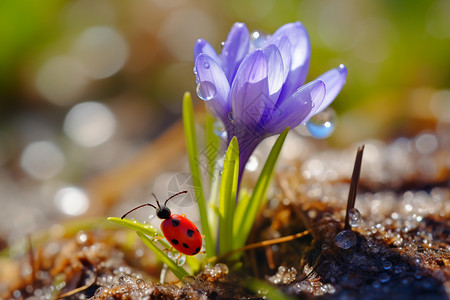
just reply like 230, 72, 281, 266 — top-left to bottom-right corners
187, 229, 194, 237
194, 247, 201, 254
183, 243, 189, 249
171, 239, 179, 245
172, 218, 180, 227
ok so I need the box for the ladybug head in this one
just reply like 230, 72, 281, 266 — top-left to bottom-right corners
156, 205, 171, 219
121, 191, 188, 220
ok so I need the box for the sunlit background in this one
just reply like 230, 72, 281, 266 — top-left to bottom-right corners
0, 0, 449, 242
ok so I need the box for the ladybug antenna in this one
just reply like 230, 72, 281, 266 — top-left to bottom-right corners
152, 193, 161, 208
164, 190, 188, 206
121, 203, 157, 219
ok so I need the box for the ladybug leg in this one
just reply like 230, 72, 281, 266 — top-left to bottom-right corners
163, 246, 173, 253
175, 252, 182, 264
153, 236, 165, 241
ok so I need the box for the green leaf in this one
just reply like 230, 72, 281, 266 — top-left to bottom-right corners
233, 128, 289, 249
182, 92, 215, 257
136, 232, 189, 280
218, 137, 239, 255
204, 114, 220, 182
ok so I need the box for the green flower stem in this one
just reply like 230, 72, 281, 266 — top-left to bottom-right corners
233, 128, 289, 249
204, 114, 220, 182
182, 92, 215, 257
218, 137, 239, 255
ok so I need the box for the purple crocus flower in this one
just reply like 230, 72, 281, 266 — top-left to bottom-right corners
194, 22, 347, 181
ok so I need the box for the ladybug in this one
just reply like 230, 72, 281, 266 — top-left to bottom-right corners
121, 191, 202, 259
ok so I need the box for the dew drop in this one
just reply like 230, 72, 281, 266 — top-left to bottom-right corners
250, 31, 268, 49
306, 107, 336, 139
228, 111, 235, 123
334, 230, 356, 249
379, 273, 390, 283
196, 81, 216, 101
203, 62, 210, 69
213, 120, 227, 139
136, 278, 146, 290
382, 261, 392, 270
372, 280, 381, 289
193, 66, 197, 75
349, 208, 361, 227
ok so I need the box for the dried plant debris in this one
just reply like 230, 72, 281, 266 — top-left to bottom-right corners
252, 140, 449, 299
0, 229, 255, 299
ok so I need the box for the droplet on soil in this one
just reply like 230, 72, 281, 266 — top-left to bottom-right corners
334, 230, 356, 249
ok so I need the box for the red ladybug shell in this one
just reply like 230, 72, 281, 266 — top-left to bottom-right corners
161, 214, 202, 255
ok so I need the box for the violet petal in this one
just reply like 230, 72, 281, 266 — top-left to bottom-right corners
193, 39, 220, 63
262, 44, 284, 99
272, 22, 311, 100
230, 49, 269, 128
221, 22, 250, 83
195, 53, 231, 123
315, 64, 347, 113
265, 35, 291, 83
267, 80, 325, 134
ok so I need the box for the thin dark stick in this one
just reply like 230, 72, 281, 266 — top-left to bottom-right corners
164, 190, 188, 206
344, 145, 365, 230
121, 203, 157, 219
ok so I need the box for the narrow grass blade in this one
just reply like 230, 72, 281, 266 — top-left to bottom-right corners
108, 217, 169, 249
136, 232, 189, 280
204, 114, 220, 182
233, 128, 289, 249
182, 92, 215, 257
218, 137, 239, 255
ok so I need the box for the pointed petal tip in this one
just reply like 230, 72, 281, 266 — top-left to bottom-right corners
338, 64, 347, 77
232, 22, 247, 29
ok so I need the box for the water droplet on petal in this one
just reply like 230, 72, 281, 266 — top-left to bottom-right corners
250, 31, 268, 49
196, 81, 216, 101
213, 120, 227, 139
349, 208, 361, 227
203, 62, 210, 69
221, 41, 225, 48
193, 66, 197, 75
334, 230, 356, 249
306, 107, 336, 139
339, 64, 346, 71
228, 111, 235, 123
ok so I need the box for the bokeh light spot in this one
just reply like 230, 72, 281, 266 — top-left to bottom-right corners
20, 141, 65, 180
35, 56, 88, 106
72, 26, 129, 79
64, 101, 117, 147
54, 187, 89, 216
159, 8, 217, 62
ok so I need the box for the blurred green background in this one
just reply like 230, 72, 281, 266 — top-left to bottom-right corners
0, 0, 448, 239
